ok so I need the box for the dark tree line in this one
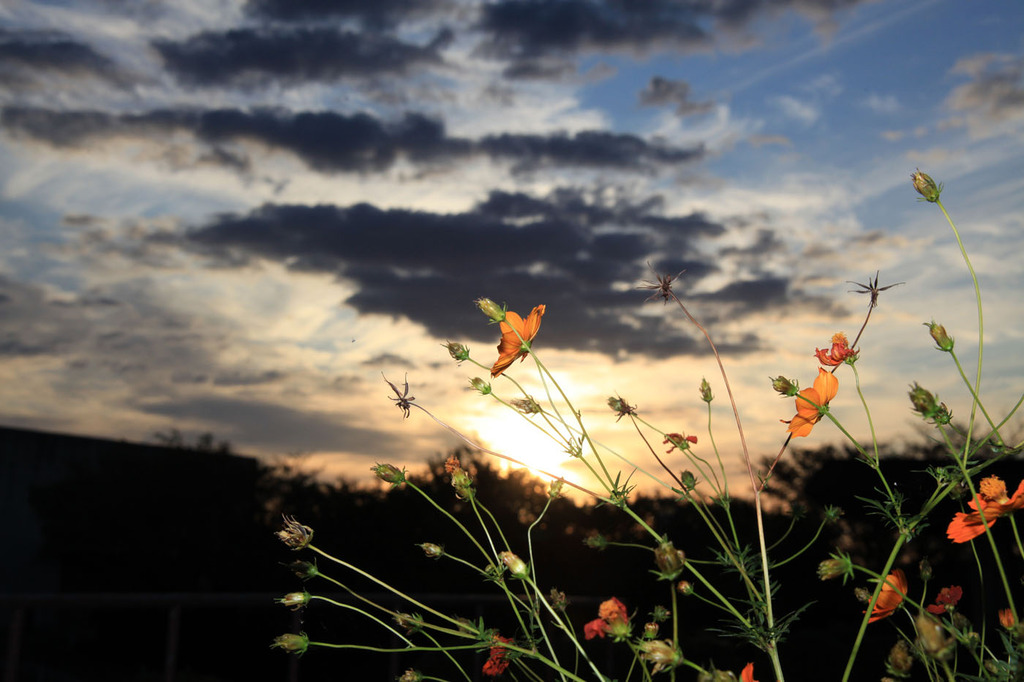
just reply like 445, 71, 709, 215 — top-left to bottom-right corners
16, 434, 1023, 680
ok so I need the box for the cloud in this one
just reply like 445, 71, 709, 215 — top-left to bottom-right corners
152, 186, 829, 359
639, 77, 715, 118
138, 394, 409, 456
772, 95, 820, 125
0, 29, 126, 91
862, 93, 900, 114
244, 0, 450, 27
946, 53, 1024, 136
1, 106, 704, 174
153, 26, 452, 86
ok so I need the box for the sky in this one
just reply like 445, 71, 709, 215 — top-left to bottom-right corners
1, 0, 1023, 499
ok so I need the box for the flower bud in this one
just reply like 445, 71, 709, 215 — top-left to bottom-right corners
676, 580, 693, 595
699, 378, 714, 403
909, 382, 951, 423
284, 560, 319, 580
443, 341, 470, 362
276, 591, 310, 611
584, 533, 608, 551
469, 377, 491, 395
654, 541, 686, 579
887, 640, 913, 675
271, 632, 309, 655
817, 557, 850, 581
911, 169, 942, 202
549, 479, 564, 499
639, 639, 682, 674
679, 470, 696, 491
510, 396, 541, 414
650, 605, 670, 622
924, 321, 954, 351
371, 462, 405, 485
399, 670, 424, 682
644, 622, 660, 639
607, 395, 636, 420
548, 588, 568, 612
500, 551, 529, 579
916, 612, 954, 660
918, 557, 932, 582
419, 542, 444, 559
276, 515, 313, 550
770, 376, 798, 396
475, 297, 505, 322
394, 612, 424, 634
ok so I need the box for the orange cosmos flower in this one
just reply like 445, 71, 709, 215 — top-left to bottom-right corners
784, 368, 838, 438
999, 608, 1017, 628
815, 332, 857, 366
584, 597, 630, 640
741, 662, 759, 682
947, 476, 1024, 543
867, 569, 907, 623
490, 304, 546, 378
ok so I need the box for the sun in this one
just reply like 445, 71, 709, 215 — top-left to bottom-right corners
466, 409, 580, 485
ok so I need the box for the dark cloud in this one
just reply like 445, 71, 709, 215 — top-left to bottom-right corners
947, 54, 1024, 124
639, 76, 715, 117
1, 106, 704, 174
475, 1, 712, 66
138, 395, 409, 456
0, 29, 124, 90
244, 0, 450, 27
164, 188, 810, 359
475, 0, 871, 79
153, 26, 451, 86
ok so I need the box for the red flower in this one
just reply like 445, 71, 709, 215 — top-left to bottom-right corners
663, 433, 698, 453
490, 305, 546, 378
741, 662, 759, 682
926, 585, 963, 614
1000, 608, 1017, 628
584, 597, 630, 640
947, 477, 1024, 543
784, 368, 838, 438
867, 570, 907, 623
815, 332, 857, 366
482, 635, 513, 677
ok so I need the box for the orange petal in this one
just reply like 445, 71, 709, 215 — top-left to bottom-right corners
741, 662, 759, 682
812, 367, 838, 403
947, 510, 998, 543
794, 387, 822, 420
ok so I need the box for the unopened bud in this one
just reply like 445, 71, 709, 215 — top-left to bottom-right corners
584, 534, 608, 551
639, 639, 682, 674
284, 560, 319, 580
887, 640, 913, 675
469, 377, 491, 395
371, 462, 405, 485
475, 297, 505, 322
925, 321, 954, 351
271, 632, 309, 655
276, 591, 310, 611
644, 622, 660, 639
500, 551, 529, 578
699, 378, 714, 403
676, 580, 693, 595
817, 557, 850, 581
549, 479, 564, 498
419, 543, 444, 559
770, 376, 798, 396
916, 612, 954, 660
443, 341, 470, 362
654, 541, 686, 579
918, 557, 932, 582
911, 169, 942, 202
510, 396, 541, 414
399, 670, 424, 682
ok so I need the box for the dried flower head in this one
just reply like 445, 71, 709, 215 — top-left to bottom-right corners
443, 341, 470, 362
607, 395, 637, 421
276, 515, 314, 550
383, 373, 415, 419
848, 271, 903, 309
640, 262, 685, 303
